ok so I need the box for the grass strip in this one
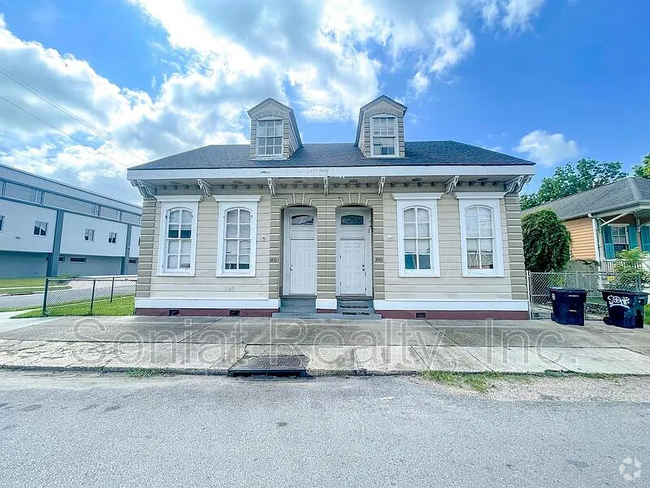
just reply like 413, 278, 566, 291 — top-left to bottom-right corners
12, 296, 134, 318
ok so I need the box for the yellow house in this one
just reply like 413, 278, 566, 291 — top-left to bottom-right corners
525, 177, 650, 266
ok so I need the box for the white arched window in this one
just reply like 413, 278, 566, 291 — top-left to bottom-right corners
464, 205, 494, 270
224, 208, 252, 270
216, 195, 260, 276
165, 208, 193, 270
403, 206, 432, 271
394, 193, 441, 277
156, 196, 200, 276
457, 194, 505, 277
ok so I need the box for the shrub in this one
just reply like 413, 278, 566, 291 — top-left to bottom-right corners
613, 248, 650, 290
522, 209, 571, 272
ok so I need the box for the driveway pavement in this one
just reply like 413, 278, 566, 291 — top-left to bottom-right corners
0, 316, 649, 375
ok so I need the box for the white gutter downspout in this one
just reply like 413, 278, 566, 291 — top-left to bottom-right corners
588, 213, 600, 261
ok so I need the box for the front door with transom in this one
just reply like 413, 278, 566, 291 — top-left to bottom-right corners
336, 207, 372, 296
283, 207, 317, 296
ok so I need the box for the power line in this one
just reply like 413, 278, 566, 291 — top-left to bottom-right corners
0, 95, 132, 170
0, 67, 147, 163
0, 144, 138, 200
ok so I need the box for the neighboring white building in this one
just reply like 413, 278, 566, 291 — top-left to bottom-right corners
0, 163, 141, 278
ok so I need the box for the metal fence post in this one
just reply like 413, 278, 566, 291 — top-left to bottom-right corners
42, 278, 49, 316
90, 278, 96, 314
526, 271, 531, 319
110, 276, 115, 303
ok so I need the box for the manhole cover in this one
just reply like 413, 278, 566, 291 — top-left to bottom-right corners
228, 355, 308, 377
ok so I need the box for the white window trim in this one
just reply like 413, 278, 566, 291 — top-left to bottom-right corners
214, 195, 260, 277
0, 215, 4, 233
393, 193, 442, 277
108, 232, 118, 244
610, 224, 629, 246
456, 193, 505, 277
370, 115, 398, 158
256, 117, 284, 159
84, 228, 95, 242
155, 196, 201, 277
33, 220, 48, 237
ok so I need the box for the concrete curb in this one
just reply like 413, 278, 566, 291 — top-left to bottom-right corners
3, 361, 646, 377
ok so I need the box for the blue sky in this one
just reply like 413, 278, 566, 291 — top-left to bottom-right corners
0, 0, 648, 204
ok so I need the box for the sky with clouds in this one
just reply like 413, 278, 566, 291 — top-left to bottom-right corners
0, 0, 648, 205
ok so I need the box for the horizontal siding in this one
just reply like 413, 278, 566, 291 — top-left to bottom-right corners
143, 186, 524, 304
505, 195, 527, 300
135, 198, 156, 298
383, 190, 513, 301
565, 217, 596, 260
150, 193, 271, 300
272, 189, 383, 300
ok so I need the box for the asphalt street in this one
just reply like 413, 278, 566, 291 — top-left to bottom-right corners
0, 372, 648, 487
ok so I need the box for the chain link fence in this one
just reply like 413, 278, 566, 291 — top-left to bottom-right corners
527, 271, 644, 320
42, 277, 136, 316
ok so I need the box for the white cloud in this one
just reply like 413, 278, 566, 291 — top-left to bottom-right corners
483, 145, 503, 152
478, 0, 546, 30
131, 0, 499, 113
0, 15, 142, 139
502, 0, 546, 30
515, 129, 580, 166
409, 71, 431, 97
0, 1, 549, 202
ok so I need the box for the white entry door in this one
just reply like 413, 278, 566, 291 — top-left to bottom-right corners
283, 207, 317, 296
336, 207, 372, 296
339, 239, 366, 295
290, 239, 315, 294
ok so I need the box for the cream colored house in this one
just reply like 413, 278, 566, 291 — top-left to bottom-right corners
127, 95, 534, 319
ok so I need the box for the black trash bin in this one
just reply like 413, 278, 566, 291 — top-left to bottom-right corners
600, 289, 648, 329
549, 287, 587, 326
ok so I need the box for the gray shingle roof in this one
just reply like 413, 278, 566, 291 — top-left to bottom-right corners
131, 141, 533, 171
527, 177, 650, 220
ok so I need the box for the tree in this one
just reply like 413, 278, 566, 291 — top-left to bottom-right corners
520, 159, 627, 210
522, 210, 571, 271
633, 153, 650, 178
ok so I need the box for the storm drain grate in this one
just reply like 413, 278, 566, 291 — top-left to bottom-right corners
228, 355, 308, 377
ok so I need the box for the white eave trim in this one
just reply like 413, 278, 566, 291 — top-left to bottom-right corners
213, 195, 261, 202
455, 191, 507, 199
128, 165, 535, 182
392, 192, 443, 200
154, 195, 202, 202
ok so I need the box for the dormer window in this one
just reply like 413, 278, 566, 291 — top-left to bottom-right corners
257, 119, 283, 156
370, 116, 398, 157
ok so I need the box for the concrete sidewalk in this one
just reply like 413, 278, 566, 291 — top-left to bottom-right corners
1, 315, 650, 375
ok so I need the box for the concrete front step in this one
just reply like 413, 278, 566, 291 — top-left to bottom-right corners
337, 297, 375, 316
279, 297, 317, 314
339, 301, 372, 308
